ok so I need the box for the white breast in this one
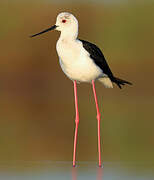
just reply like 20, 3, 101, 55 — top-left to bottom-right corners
56, 39, 103, 82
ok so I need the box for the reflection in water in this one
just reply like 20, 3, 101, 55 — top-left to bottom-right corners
72, 167, 103, 180
97, 167, 103, 180
72, 167, 77, 180
0, 161, 154, 180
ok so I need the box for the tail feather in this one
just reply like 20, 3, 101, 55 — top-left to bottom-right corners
111, 77, 132, 89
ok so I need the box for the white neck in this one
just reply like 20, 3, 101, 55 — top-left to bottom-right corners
59, 31, 78, 41
59, 28, 78, 41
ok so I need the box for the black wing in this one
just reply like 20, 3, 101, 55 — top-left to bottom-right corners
79, 39, 132, 89
79, 39, 114, 80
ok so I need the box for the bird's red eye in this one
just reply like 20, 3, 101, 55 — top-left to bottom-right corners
62, 19, 66, 23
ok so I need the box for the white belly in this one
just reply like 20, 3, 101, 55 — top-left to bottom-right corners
56, 39, 103, 82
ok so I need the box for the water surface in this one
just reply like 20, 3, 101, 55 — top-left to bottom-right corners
0, 161, 153, 180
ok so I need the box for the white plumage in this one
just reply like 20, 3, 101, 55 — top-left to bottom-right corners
30, 12, 131, 89
55, 12, 113, 87
57, 39, 102, 82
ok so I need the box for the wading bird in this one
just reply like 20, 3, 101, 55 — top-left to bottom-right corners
30, 12, 132, 167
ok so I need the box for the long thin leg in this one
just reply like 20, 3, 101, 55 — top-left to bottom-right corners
92, 80, 102, 167
73, 80, 79, 167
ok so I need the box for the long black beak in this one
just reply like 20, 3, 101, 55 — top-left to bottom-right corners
30, 25, 57, 38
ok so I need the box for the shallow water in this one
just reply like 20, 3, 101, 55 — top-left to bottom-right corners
0, 161, 154, 180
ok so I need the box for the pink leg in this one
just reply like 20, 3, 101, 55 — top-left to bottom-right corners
73, 80, 79, 167
92, 80, 102, 167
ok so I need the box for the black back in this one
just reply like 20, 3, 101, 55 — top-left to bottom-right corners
79, 39, 114, 80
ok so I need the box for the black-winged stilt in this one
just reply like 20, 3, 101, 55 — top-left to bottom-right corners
30, 12, 132, 167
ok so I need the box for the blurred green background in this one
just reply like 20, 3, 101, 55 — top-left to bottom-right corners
0, 0, 154, 164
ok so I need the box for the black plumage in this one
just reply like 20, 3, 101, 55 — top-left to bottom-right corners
79, 39, 132, 89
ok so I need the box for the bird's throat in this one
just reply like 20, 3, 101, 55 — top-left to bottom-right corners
60, 29, 78, 41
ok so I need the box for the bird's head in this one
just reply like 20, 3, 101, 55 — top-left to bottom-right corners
30, 12, 78, 39
55, 12, 78, 32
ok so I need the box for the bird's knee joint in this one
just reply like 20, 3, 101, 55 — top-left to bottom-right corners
97, 113, 101, 121
75, 118, 79, 124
